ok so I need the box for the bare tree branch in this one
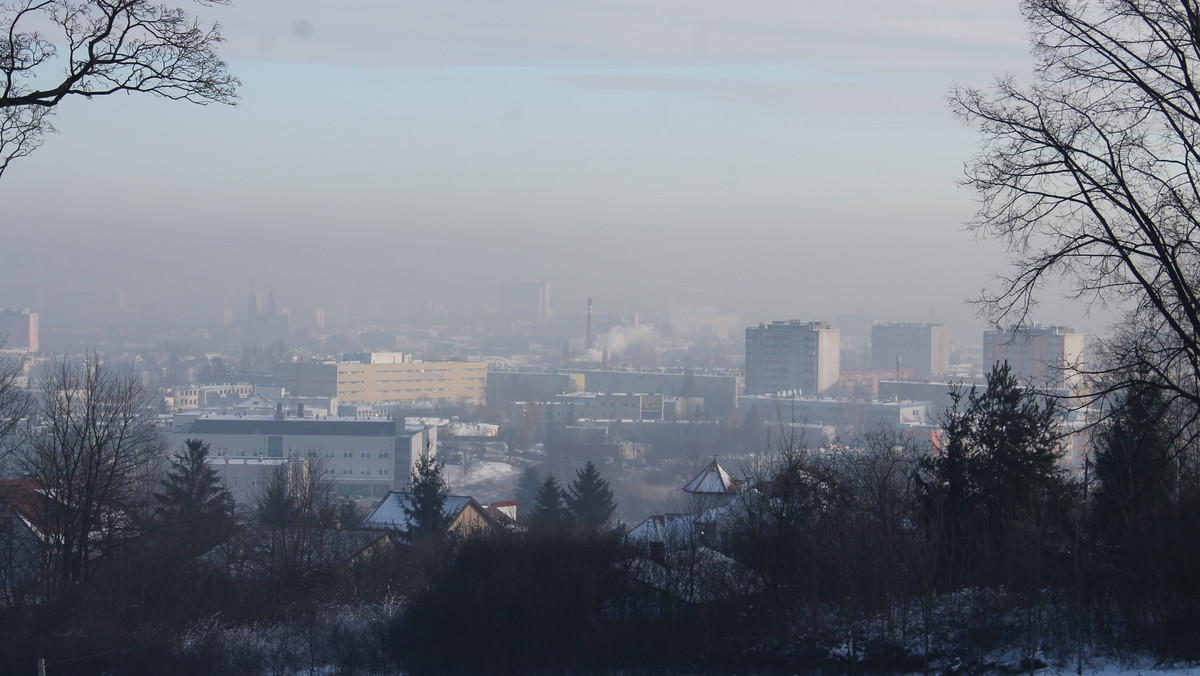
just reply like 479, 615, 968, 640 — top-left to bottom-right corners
953, 0, 1200, 411
0, 0, 237, 179
18, 353, 162, 600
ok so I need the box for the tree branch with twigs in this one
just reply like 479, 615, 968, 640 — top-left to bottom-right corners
0, 0, 237, 179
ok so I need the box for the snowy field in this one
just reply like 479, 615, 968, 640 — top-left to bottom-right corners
1090, 668, 1198, 675
1017, 664, 1198, 676
443, 460, 522, 503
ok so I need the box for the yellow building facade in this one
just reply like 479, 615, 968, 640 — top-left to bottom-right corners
336, 361, 487, 405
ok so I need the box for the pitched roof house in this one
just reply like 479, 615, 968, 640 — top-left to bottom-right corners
361, 491, 492, 538
629, 459, 741, 553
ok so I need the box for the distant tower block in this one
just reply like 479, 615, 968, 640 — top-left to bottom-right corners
983, 324, 1086, 390
497, 281, 551, 323
316, 308, 326, 329
586, 297, 595, 351
0, 309, 38, 352
745, 320, 840, 397
870, 323, 950, 379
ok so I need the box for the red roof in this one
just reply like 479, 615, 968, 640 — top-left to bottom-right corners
0, 479, 52, 536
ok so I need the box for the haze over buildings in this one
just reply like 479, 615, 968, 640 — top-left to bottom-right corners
0, 309, 37, 352
984, 324, 1087, 391
870, 322, 950, 379
275, 353, 487, 406
745, 320, 840, 397
0, 0, 1105, 487
171, 412, 437, 502
0, 1, 1114, 342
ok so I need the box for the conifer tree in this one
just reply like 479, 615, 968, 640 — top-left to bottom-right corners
514, 465, 541, 522
917, 362, 1069, 586
403, 451, 451, 543
155, 438, 236, 555
565, 461, 616, 533
529, 474, 567, 534
1092, 385, 1176, 536
1090, 385, 1184, 592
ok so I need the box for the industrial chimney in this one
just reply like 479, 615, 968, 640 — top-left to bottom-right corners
586, 297, 594, 351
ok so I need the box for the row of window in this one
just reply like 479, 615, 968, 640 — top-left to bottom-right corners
214, 449, 389, 459
230, 471, 388, 486
331, 468, 390, 476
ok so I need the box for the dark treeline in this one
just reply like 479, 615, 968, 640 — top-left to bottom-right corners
3, 360, 1200, 673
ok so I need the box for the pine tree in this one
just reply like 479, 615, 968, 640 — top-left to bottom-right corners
1092, 385, 1176, 533
917, 362, 1070, 587
403, 451, 451, 543
155, 438, 236, 555
514, 465, 541, 523
565, 461, 616, 533
529, 474, 567, 534
1090, 385, 1181, 589
969, 363, 1065, 526
335, 497, 363, 530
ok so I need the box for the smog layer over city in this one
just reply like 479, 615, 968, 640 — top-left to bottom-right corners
2, 1, 1198, 675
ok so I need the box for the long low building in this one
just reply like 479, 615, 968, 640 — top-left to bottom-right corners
276, 359, 486, 405
489, 368, 741, 419
169, 413, 437, 502
739, 395, 930, 435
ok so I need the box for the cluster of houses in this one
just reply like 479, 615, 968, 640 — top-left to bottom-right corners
0, 457, 763, 606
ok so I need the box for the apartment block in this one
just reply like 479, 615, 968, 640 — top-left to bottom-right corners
745, 320, 840, 396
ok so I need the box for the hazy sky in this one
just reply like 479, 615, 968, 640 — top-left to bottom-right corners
1, 1, 1104, 338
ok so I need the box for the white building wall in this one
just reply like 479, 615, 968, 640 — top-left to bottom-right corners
984, 325, 1086, 389
172, 415, 438, 502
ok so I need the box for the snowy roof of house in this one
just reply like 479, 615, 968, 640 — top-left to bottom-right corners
361, 491, 476, 533
482, 503, 517, 527
627, 513, 698, 547
682, 459, 737, 494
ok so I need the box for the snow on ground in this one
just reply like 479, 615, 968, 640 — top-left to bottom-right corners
443, 460, 522, 503
1050, 663, 1198, 676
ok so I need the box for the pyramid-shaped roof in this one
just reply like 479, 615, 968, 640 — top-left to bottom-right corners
683, 459, 737, 494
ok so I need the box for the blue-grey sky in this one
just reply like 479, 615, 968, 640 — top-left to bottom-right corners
4, 1, 1098, 338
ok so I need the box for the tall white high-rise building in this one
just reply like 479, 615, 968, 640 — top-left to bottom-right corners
871, 323, 950, 379
497, 281, 551, 323
0, 309, 38, 352
983, 324, 1086, 389
745, 320, 840, 397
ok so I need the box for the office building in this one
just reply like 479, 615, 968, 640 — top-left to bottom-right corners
745, 320, 840, 396
488, 368, 741, 419
276, 358, 486, 405
171, 412, 437, 502
870, 323, 950, 378
983, 324, 1086, 390
497, 281, 551, 323
739, 394, 930, 432
0, 309, 38, 352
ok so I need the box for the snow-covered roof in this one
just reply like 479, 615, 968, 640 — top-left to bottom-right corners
627, 513, 699, 548
683, 459, 737, 494
232, 394, 275, 409
361, 492, 475, 533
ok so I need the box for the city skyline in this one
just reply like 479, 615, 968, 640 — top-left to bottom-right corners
0, 2, 1111, 337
